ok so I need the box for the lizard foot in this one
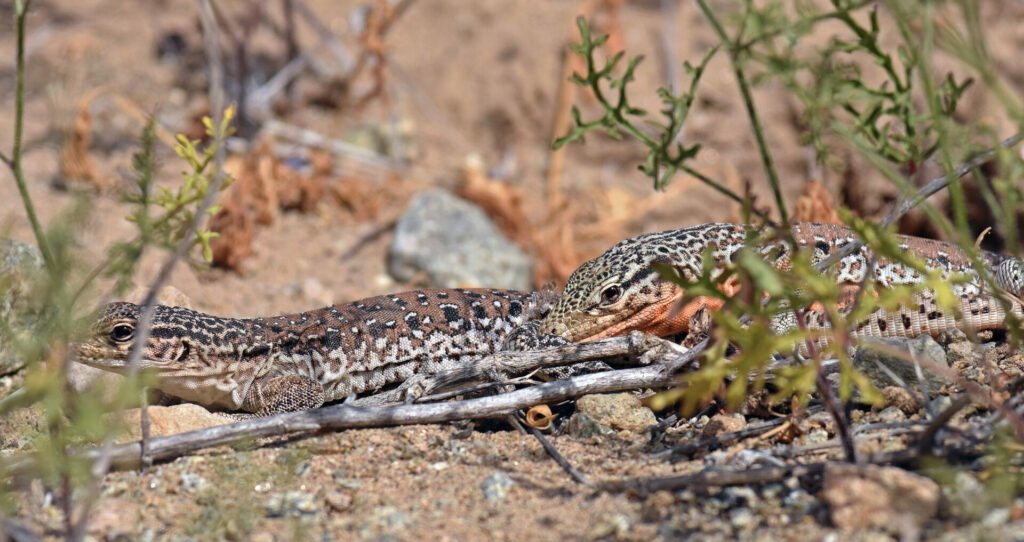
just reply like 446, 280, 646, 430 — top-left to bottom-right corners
499, 320, 572, 351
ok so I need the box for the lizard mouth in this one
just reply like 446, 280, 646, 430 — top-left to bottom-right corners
73, 344, 126, 371
573, 277, 740, 342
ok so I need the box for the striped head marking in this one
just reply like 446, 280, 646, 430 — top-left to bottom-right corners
77, 302, 257, 409
78, 302, 198, 372
540, 224, 747, 342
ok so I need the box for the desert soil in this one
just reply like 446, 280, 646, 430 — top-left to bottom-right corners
2, 1, 1024, 540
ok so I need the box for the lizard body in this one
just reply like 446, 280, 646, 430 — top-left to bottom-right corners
540, 222, 1024, 343
78, 289, 542, 414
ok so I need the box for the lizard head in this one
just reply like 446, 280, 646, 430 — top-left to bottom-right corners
539, 224, 746, 342
76, 302, 205, 374
76, 301, 260, 409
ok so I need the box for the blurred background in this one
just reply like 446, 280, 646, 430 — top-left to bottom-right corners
1, 0, 1023, 317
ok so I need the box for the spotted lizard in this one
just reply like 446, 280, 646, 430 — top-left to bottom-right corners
539, 222, 1024, 345
77, 289, 555, 415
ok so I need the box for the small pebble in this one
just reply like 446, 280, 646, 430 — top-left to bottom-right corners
729, 507, 756, 529
882, 386, 920, 415
480, 471, 515, 501
586, 513, 630, 540
264, 491, 319, 517
325, 491, 354, 512
179, 472, 209, 494
876, 406, 907, 423
701, 413, 746, 438
805, 429, 829, 443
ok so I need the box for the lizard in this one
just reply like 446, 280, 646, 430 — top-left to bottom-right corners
538, 222, 1024, 345
76, 288, 557, 415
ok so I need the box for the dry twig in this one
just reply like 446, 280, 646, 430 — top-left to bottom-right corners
508, 415, 592, 486
5, 340, 702, 474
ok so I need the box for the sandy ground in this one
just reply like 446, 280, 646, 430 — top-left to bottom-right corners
2, 1, 1024, 540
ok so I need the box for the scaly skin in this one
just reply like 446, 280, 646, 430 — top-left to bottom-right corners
540, 222, 1024, 343
77, 289, 545, 414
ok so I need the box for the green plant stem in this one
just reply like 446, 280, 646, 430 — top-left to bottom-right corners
735, 0, 875, 52
696, 0, 789, 226
7, 1, 54, 270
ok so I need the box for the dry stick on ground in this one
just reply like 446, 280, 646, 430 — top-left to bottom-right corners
336, 217, 400, 261
282, 0, 299, 100
413, 332, 687, 400
507, 415, 593, 486
1, 518, 39, 542
66, 2, 232, 540
344, 0, 415, 100
649, 406, 825, 461
4, 338, 703, 475
768, 423, 930, 462
352, 333, 691, 407
248, 3, 347, 115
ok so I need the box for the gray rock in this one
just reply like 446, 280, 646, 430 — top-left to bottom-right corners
0, 239, 44, 375
783, 488, 815, 511
854, 335, 951, 392
564, 412, 614, 439
388, 190, 532, 290
936, 328, 968, 346
932, 395, 954, 415
944, 339, 978, 366
480, 471, 515, 501
805, 428, 829, 443
876, 406, 908, 423
982, 507, 1011, 527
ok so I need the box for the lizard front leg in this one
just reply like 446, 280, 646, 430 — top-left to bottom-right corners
243, 375, 326, 415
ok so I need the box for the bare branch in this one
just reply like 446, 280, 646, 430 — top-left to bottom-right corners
3, 350, 699, 474
414, 332, 687, 400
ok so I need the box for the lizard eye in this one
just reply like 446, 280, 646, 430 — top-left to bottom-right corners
600, 285, 622, 304
110, 323, 135, 343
